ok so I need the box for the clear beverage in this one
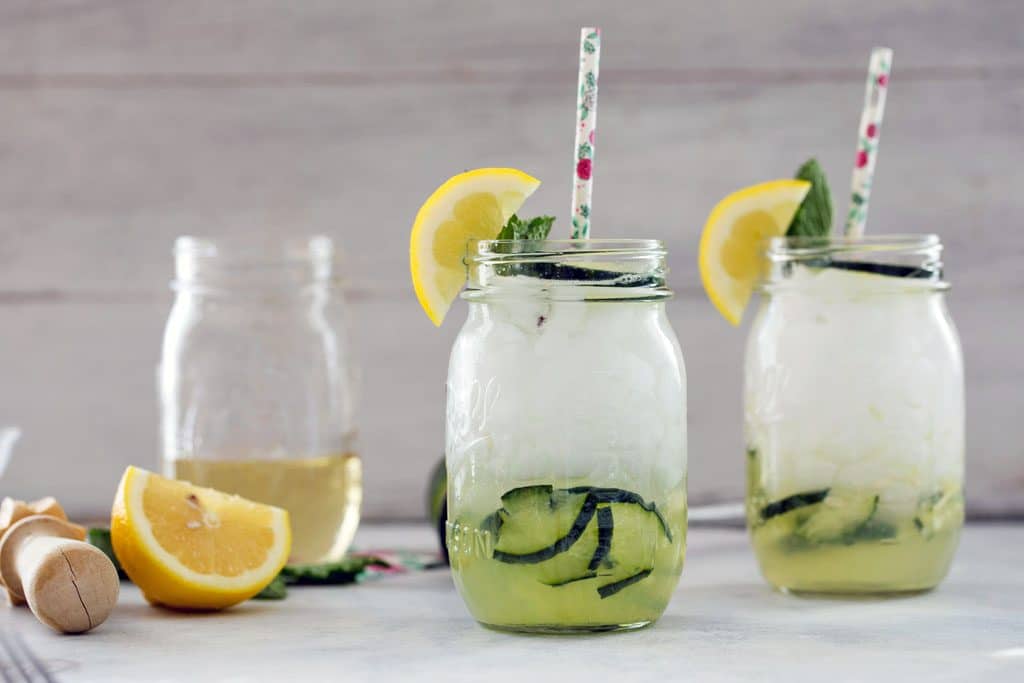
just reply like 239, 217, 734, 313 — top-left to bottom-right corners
160, 236, 360, 564
745, 236, 964, 593
171, 453, 362, 564
446, 240, 687, 632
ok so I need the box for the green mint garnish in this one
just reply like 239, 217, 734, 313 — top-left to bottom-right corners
496, 214, 556, 241
787, 158, 833, 238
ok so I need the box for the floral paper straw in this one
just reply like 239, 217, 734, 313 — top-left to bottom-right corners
844, 47, 893, 237
571, 27, 600, 239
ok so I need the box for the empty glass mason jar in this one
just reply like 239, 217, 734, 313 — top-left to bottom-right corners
160, 236, 360, 564
745, 235, 964, 594
445, 240, 687, 633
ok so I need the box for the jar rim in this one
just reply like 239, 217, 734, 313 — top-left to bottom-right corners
767, 234, 941, 259
174, 235, 334, 263
469, 238, 665, 263
465, 239, 670, 301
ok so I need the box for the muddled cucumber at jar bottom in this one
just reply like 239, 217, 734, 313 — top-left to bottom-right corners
746, 450, 964, 592
448, 482, 686, 630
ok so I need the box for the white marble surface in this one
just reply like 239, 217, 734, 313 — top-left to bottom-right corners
2, 523, 1023, 683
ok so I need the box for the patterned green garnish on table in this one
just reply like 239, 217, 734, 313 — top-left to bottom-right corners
253, 555, 390, 600
88, 526, 444, 601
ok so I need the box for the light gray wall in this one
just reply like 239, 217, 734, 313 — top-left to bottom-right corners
1, 1, 1021, 519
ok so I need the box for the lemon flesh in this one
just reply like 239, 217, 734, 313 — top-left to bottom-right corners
410, 168, 541, 326
699, 180, 812, 325
110, 466, 291, 610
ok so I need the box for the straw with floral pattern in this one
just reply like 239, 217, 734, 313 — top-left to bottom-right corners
844, 47, 893, 237
571, 27, 601, 239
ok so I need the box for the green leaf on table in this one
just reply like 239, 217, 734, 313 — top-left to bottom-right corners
87, 527, 127, 578
280, 555, 390, 585
251, 555, 392, 600
253, 574, 289, 600
787, 158, 833, 238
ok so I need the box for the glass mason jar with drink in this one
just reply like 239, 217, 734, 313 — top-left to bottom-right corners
159, 236, 361, 564
410, 31, 686, 632
445, 239, 688, 632
744, 235, 964, 593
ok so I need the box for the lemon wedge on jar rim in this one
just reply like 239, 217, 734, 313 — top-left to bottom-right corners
699, 180, 811, 325
410, 168, 541, 325
111, 466, 291, 610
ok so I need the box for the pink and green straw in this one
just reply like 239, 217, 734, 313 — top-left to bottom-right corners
570, 27, 601, 239
844, 47, 893, 237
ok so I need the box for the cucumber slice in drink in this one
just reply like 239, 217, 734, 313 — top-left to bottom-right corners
914, 488, 964, 539
796, 489, 879, 543
488, 485, 672, 597
492, 486, 595, 561
759, 489, 830, 521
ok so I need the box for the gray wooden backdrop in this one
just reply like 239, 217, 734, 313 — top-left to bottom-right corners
1, 1, 1021, 519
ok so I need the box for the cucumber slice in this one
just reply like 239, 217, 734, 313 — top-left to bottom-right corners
567, 486, 673, 541
759, 489, 830, 521
914, 488, 964, 539
493, 488, 595, 563
796, 489, 879, 543
488, 485, 673, 597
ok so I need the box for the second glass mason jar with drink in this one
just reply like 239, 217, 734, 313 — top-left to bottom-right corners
744, 235, 964, 594
160, 236, 361, 564
445, 240, 688, 633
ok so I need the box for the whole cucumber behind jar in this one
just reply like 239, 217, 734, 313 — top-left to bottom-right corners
427, 458, 449, 564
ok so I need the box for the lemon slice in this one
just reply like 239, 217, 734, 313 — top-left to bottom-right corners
699, 180, 812, 325
410, 168, 541, 325
111, 466, 291, 610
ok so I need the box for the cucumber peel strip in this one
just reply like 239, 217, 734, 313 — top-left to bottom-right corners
492, 494, 598, 564
597, 569, 654, 599
759, 489, 830, 520
588, 506, 614, 571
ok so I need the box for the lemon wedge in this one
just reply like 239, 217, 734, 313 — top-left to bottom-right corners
699, 180, 811, 325
410, 168, 541, 325
110, 466, 291, 610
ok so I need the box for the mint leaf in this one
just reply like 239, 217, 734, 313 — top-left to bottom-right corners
252, 574, 289, 600
87, 527, 127, 578
280, 555, 389, 585
252, 555, 392, 600
496, 214, 556, 241
787, 158, 833, 238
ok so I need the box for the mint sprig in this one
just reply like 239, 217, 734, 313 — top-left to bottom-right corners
496, 214, 556, 241
787, 158, 833, 238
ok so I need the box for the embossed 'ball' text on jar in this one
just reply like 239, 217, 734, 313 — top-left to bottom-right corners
445, 240, 688, 633
744, 235, 964, 594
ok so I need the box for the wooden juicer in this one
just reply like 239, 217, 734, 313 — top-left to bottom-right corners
0, 497, 119, 633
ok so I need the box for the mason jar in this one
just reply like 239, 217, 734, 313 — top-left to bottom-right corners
445, 240, 687, 633
744, 235, 964, 594
160, 236, 360, 564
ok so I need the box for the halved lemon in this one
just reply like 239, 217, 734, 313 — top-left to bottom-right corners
410, 168, 541, 325
111, 466, 290, 610
699, 180, 811, 325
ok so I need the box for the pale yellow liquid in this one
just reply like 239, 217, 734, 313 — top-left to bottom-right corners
747, 466, 964, 593
171, 453, 362, 564
449, 484, 687, 633
751, 515, 962, 594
